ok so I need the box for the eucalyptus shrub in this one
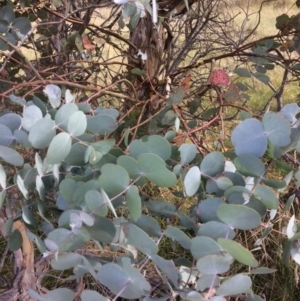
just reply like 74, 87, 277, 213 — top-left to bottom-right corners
0, 83, 300, 301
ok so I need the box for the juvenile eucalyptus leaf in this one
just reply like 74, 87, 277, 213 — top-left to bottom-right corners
87, 114, 118, 135
254, 185, 278, 209
129, 135, 171, 160
81, 290, 108, 301
234, 154, 265, 178
0, 145, 23, 166
164, 226, 191, 249
44, 288, 75, 301
9, 229, 23, 251
200, 152, 224, 177
46, 132, 72, 164
126, 185, 141, 221
14, 130, 31, 148
29, 116, 56, 149
55, 103, 78, 131
68, 111, 87, 136
85, 190, 108, 217
138, 153, 177, 187
231, 119, 267, 157
0, 124, 14, 146
184, 166, 201, 196
179, 143, 197, 164
262, 112, 291, 147
44, 84, 62, 108
217, 204, 261, 230
0, 164, 6, 189
22, 105, 43, 131
22, 205, 37, 228
197, 198, 224, 223
217, 238, 258, 267
196, 274, 220, 291
86, 216, 116, 243
0, 113, 21, 131
99, 164, 130, 194
249, 267, 277, 274
143, 199, 176, 217
123, 223, 158, 255
196, 254, 231, 275
216, 274, 251, 296
12, 17, 31, 35
17, 175, 28, 199
131, 214, 161, 237
0, 190, 6, 209
198, 221, 236, 240
97, 263, 148, 299
51, 253, 83, 270
191, 236, 222, 260
151, 254, 181, 288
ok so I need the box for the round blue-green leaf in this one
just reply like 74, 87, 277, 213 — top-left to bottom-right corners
9, 229, 23, 251
22, 105, 43, 131
44, 288, 75, 301
0, 124, 14, 146
87, 114, 118, 135
68, 111, 87, 136
51, 253, 83, 270
43, 84, 61, 108
262, 112, 291, 147
200, 152, 224, 177
97, 263, 148, 299
85, 190, 108, 217
196, 255, 231, 275
234, 154, 265, 177
0, 113, 21, 131
0, 164, 6, 189
196, 275, 220, 291
81, 290, 108, 301
254, 185, 278, 209
218, 238, 258, 267
129, 135, 171, 160
216, 274, 251, 296
126, 185, 141, 221
179, 143, 197, 164
0, 145, 23, 166
191, 236, 222, 260
184, 166, 201, 196
138, 153, 177, 187
217, 204, 261, 230
47, 132, 72, 164
231, 118, 267, 157
123, 223, 158, 255
144, 199, 176, 218
99, 164, 129, 194
131, 214, 161, 237
55, 103, 78, 131
12, 17, 31, 35
14, 130, 31, 148
29, 116, 56, 149
197, 198, 224, 223
117, 155, 145, 185
249, 267, 277, 275
246, 295, 265, 301
164, 226, 191, 249
216, 176, 233, 190
198, 221, 236, 240
151, 254, 181, 288
86, 217, 115, 243
0, 6, 15, 22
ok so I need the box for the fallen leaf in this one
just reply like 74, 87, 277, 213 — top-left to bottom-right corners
82, 36, 95, 51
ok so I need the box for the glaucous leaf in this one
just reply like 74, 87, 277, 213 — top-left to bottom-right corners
198, 221, 236, 240
129, 135, 171, 160
217, 238, 258, 267
87, 114, 118, 135
179, 143, 197, 164
0, 124, 14, 146
138, 153, 177, 187
126, 185, 141, 221
164, 226, 191, 249
234, 154, 265, 177
85, 190, 108, 217
46, 132, 72, 164
200, 152, 224, 177
9, 229, 23, 251
254, 185, 278, 209
29, 116, 56, 149
197, 198, 224, 223
0, 164, 6, 189
43, 84, 62, 108
0, 145, 23, 166
191, 236, 222, 260
22, 105, 43, 131
216, 274, 251, 296
81, 290, 108, 301
123, 223, 158, 255
131, 214, 161, 237
51, 253, 83, 270
55, 103, 78, 131
184, 166, 201, 196
231, 118, 267, 157
44, 288, 75, 301
217, 204, 261, 230
262, 112, 291, 147
68, 111, 87, 136
196, 255, 231, 275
